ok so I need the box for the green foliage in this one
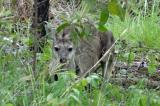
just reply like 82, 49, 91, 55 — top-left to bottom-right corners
54, 0, 125, 36
148, 55, 158, 74
108, 0, 125, 21
56, 22, 70, 33
98, 6, 109, 32
126, 86, 160, 106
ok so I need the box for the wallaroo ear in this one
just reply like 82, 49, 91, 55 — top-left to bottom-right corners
44, 21, 56, 41
63, 28, 71, 39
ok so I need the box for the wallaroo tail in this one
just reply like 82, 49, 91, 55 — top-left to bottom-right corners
49, 24, 115, 80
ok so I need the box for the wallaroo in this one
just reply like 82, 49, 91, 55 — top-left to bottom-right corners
48, 23, 115, 80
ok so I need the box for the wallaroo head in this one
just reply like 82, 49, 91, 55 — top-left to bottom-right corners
53, 28, 75, 64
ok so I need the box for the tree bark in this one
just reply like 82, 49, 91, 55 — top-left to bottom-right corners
31, 0, 49, 75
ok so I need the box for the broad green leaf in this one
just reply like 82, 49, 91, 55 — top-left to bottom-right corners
47, 93, 53, 101
128, 52, 135, 63
80, 79, 87, 87
148, 64, 156, 74
5, 103, 14, 106
56, 22, 69, 33
72, 88, 80, 96
98, 25, 108, 32
108, 0, 125, 21
99, 6, 109, 26
148, 56, 157, 74
98, 6, 109, 32
69, 94, 81, 104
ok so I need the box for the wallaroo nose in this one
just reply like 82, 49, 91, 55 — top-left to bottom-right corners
60, 58, 67, 63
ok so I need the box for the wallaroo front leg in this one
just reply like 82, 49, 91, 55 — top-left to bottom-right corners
103, 53, 114, 80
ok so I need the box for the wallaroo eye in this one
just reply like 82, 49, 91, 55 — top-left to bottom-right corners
68, 47, 73, 52
54, 47, 59, 51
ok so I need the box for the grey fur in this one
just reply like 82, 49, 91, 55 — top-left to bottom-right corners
50, 26, 115, 79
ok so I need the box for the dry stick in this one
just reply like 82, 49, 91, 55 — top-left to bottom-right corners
98, 29, 128, 106
97, 52, 112, 106
60, 28, 128, 97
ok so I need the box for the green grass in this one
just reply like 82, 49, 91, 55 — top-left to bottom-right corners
108, 10, 160, 49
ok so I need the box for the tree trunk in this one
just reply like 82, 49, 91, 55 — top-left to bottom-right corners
31, 0, 49, 75
31, 0, 49, 52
